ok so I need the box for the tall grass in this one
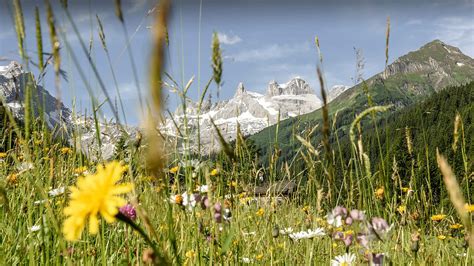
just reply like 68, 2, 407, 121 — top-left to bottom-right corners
0, 1, 472, 265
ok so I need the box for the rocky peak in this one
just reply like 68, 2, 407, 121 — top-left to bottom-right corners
381, 39, 474, 90
266, 77, 314, 97
234, 82, 247, 97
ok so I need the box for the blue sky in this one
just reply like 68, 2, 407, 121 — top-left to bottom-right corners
0, 0, 473, 125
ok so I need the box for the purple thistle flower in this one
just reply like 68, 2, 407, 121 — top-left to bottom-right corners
119, 204, 137, 220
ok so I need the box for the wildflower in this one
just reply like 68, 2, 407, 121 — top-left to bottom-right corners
374, 187, 384, 200
302, 205, 310, 213
210, 168, 219, 176
62, 161, 133, 241
0, 152, 7, 158
431, 214, 446, 222
331, 253, 356, 266
6, 173, 18, 185
29, 225, 41, 232
401, 187, 409, 193
255, 254, 264, 260
198, 184, 209, 193
465, 204, 474, 213
370, 217, 392, 236
214, 202, 223, 223
256, 208, 264, 217
241, 257, 253, 264
397, 205, 407, 215
356, 233, 369, 248
327, 206, 347, 227
342, 233, 354, 247
170, 194, 184, 205
288, 228, 325, 240
349, 209, 365, 221
450, 223, 463, 230
437, 235, 447, 240
370, 253, 385, 266
48, 187, 65, 197
279, 227, 294, 235
185, 250, 195, 259
169, 166, 179, 174
60, 147, 72, 155
74, 166, 88, 176
200, 196, 210, 209
119, 204, 137, 220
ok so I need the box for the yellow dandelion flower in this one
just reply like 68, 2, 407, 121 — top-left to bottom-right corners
397, 205, 407, 215
0, 152, 7, 158
210, 168, 219, 176
60, 147, 72, 155
6, 173, 18, 185
437, 235, 446, 240
374, 187, 384, 199
62, 161, 133, 241
185, 250, 195, 258
401, 187, 409, 193
174, 194, 183, 205
256, 208, 264, 217
255, 254, 264, 260
169, 166, 179, 174
332, 243, 338, 248
464, 204, 474, 213
450, 223, 463, 230
431, 214, 446, 222
302, 205, 310, 213
74, 166, 88, 175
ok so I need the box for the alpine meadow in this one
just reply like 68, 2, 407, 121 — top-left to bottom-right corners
0, 0, 473, 265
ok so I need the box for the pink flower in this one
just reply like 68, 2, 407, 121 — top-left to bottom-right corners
119, 204, 137, 220
350, 209, 365, 221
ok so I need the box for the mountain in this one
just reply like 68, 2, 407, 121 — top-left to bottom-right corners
161, 78, 347, 154
0, 61, 138, 160
249, 40, 474, 164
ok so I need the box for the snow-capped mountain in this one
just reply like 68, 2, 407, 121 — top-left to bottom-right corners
328, 85, 350, 102
0, 61, 348, 157
162, 78, 346, 153
0, 61, 138, 160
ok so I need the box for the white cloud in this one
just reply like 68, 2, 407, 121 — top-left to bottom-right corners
217, 32, 242, 45
434, 16, 474, 56
227, 42, 311, 62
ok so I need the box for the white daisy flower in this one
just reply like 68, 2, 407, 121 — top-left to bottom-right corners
241, 257, 253, 264
198, 185, 209, 193
288, 228, 325, 240
29, 225, 41, 232
48, 186, 65, 197
331, 253, 356, 266
279, 227, 294, 235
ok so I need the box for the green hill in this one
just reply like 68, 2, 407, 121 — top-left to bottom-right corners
249, 40, 474, 165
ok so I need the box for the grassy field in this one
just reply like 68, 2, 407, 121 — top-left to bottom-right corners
0, 0, 473, 265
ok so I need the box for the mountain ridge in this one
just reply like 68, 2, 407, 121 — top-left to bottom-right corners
249, 39, 474, 164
